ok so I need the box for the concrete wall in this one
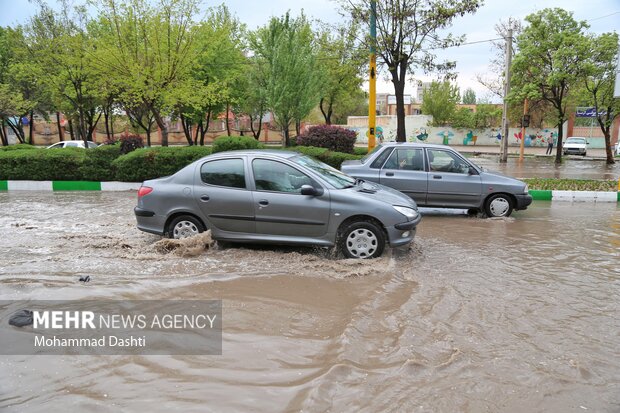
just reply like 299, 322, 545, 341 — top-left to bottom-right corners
345, 115, 610, 149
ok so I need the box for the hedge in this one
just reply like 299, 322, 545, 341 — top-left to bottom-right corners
112, 146, 213, 181
212, 135, 264, 153
296, 125, 357, 153
523, 178, 617, 191
0, 143, 361, 182
0, 144, 38, 151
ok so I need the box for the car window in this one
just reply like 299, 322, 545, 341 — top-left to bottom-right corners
290, 155, 354, 189
87, 142, 98, 148
253, 159, 312, 193
66, 142, 79, 147
360, 144, 384, 164
200, 158, 246, 189
48, 142, 62, 148
370, 147, 393, 169
427, 149, 470, 174
383, 148, 425, 171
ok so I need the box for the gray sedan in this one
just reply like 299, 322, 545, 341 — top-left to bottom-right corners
134, 150, 421, 258
341, 143, 532, 217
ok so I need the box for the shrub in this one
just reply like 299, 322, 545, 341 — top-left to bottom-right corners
79, 144, 123, 181
112, 146, 212, 182
296, 125, 357, 154
292, 146, 362, 169
212, 135, 264, 153
0, 148, 86, 180
119, 133, 144, 154
353, 147, 368, 156
0, 144, 38, 151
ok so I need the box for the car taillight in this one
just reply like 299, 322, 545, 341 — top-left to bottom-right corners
138, 186, 153, 198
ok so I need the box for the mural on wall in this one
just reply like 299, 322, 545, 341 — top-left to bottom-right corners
514, 129, 556, 147
463, 130, 478, 145
436, 130, 454, 145
409, 127, 429, 142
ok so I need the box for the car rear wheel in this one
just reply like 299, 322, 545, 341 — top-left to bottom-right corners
338, 221, 385, 259
484, 194, 514, 218
167, 215, 204, 239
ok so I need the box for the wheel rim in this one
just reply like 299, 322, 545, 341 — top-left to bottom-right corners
489, 197, 510, 217
173, 220, 199, 239
346, 228, 378, 258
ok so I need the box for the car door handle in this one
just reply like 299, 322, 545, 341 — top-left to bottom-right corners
385, 172, 394, 176
258, 200, 269, 206
200, 195, 210, 201
433, 175, 442, 179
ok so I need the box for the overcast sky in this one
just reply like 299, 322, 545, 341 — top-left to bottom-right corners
1, 0, 618, 102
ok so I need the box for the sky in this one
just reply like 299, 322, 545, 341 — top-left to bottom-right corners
1, 0, 618, 103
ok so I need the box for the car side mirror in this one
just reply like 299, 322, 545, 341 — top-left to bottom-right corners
300, 185, 317, 196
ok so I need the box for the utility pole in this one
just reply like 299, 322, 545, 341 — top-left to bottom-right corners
500, 28, 512, 163
519, 98, 529, 161
367, 0, 377, 151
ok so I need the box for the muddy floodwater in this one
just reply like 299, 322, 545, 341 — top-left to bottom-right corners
1, 192, 619, 412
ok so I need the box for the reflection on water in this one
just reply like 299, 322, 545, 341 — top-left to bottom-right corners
1, 192, 619, 412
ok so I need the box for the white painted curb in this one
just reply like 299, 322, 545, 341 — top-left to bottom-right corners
100, 182, 142, 191
551, 190, 618, 203
8, 181, 54, 191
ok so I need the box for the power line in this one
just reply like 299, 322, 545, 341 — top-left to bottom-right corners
586, 11, 620, 22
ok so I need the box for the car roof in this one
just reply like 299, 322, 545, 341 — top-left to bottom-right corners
379, 142, 454, 150
211, 149, 300, 158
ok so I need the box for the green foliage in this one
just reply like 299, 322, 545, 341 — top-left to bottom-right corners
293, 146, 362, 169
0, 148, 86, 180
296, 125, 357, 153
523, 178, 617, 191
0, 144, 38, 151
250, 12, 320, 145
353, 147, 369, 156
211, 136, 264, 154
462, 88, 477, 104
421, 81, 460, 126
112, 146, 213, 182
450, 107, 475, 129
79, 145, 122, 181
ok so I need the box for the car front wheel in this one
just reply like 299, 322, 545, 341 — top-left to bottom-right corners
484, 194, 514, 218
338, 220, 385, 259
167, 215, 205, 239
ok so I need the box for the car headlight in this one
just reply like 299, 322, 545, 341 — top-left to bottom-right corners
524, 184, 529, 194
393, 205, 419, 220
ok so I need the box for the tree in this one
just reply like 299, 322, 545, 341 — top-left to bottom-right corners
341, 0, 481, 142
95, 0, 199, 147
582, 32, 619, 164
316, 22, 365, 125
421, 81, 460, 126
511, 8, 590, 163
462, 87, 476, 104
250, 12, 320, 146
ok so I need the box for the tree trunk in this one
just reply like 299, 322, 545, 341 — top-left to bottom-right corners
180, 114, 193, 145
319, 98, 333, 125
283, 125, 290, 147
390, 69, 407, 142
295, 119, 301, 137
152, 109, 168, 147
554, 115, 564, 164
56, 112, 64, 141
0, 119, 7, 146
68, 119, 75, 140
28, 111, 34, 145
226, 103, 231, 136
104, 109, 111, 141
200, 111, 211, 146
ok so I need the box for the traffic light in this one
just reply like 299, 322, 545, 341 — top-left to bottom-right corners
522, 115, 530, 127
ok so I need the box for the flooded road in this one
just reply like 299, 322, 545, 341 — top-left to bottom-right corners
1, 192, 619, 412
468, 155, 620, 180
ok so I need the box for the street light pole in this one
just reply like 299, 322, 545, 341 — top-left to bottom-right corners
368, 0, 377, 151
500, 28, 513, 163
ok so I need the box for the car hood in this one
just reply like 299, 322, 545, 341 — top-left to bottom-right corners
479, 170, 527, 187
343, 180, 418, 209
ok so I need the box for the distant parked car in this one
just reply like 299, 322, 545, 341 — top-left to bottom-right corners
562, 137, 588, 156
134, 150, 421, 259
341, 142, 532, 218
46, 140, 98, 149
615, 140, 620, 156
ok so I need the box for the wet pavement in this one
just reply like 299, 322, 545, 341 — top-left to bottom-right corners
466, 153, 620, 180
1, 192, 619, 412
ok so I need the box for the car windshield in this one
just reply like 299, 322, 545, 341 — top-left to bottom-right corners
566, 138, 586, 144
291, 155, 356, 189
360, 144, 384, 164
